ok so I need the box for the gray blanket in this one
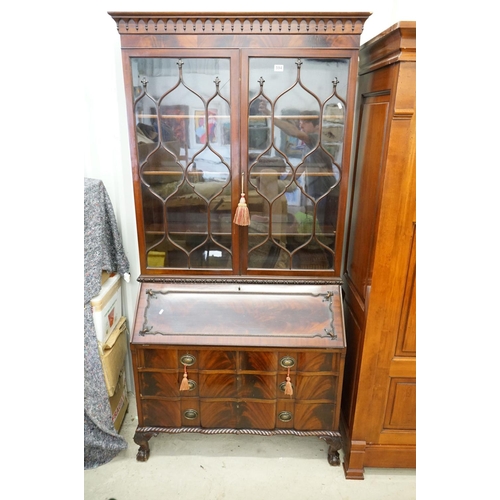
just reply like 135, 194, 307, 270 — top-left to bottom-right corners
84, 178, 130, 469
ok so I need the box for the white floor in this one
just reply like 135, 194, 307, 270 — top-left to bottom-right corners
84, 394, 416, 500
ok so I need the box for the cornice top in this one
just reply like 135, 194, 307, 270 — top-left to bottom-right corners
108, 12, 372, 35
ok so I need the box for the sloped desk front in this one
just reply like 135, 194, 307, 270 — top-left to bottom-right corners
130, 281, 346, 464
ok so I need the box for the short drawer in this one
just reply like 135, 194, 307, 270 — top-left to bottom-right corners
198, 350, 236, 370
239, 351, 277, 371
199, 373, 237, 398
140, 348, 180, 369
239, 373, 277, 399
293, 402, 336, 431
140, 372, 199, 397
297, 351, 340, 372
294, 374, 338, 400
141, 399, 181, 427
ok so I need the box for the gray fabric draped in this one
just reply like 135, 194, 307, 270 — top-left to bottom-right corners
84, 178, 130, 469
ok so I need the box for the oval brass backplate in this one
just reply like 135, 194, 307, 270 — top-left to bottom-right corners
187, 380, 197, 391
180, 354, 196, 366
183, 409, 198, 420
278, 411, 293, 422
280, 356, 295, 368
279, 381, 294, 392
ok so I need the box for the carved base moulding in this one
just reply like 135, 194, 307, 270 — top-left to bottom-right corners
133, 427, 342, 466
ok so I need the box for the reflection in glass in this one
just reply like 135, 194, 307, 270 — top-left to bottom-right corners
132, 58, 232, 269
248, 58, 348, 271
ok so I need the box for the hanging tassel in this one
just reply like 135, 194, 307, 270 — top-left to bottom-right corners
233, 172, 250, 226
285, 367, 293, 396
179, 365, 190, 391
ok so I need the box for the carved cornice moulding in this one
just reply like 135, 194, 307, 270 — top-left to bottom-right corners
137, 276, 343, 285
108, 12, 372, 35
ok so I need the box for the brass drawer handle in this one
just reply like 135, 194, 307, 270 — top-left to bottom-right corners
183, 409, 198, 420
280, 356, 295, 368
180, 354, 196, 366
279, 381, 294, 393
278, 411, 293, 422
187, 380, 197, 391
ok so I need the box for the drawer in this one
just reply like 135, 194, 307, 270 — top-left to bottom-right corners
239, 373, 277, 399
294, 374, 338, 400
238, 400, 276, 429
200, 400, 238, 428
198, 350, 236, 370
141, 399, 201, 427
141, 398, 181, 427
199, 400, 276, 429
140, 371, 199, 397
141, 348, 180, 369
239, 351, 277, 371
297, 351, 340, 372
199, 373, 237, 398
293, 402, 336, 430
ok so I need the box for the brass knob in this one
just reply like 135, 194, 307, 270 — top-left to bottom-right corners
278, 411, 293, 422
180, 354, 196, 366
183, 409, 198, 420
280, 356, 295, 368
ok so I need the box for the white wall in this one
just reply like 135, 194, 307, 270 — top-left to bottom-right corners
83, 1, 418, 329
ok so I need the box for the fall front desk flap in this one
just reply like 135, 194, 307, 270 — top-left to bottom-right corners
131, 282, 345, 349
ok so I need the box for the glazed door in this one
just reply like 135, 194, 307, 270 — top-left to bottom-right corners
242, 52, 351, 275
124, 49, 353, 276
125, 50, 241, 274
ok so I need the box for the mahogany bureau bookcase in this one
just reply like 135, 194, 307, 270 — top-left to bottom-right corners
108, 11, 371, 469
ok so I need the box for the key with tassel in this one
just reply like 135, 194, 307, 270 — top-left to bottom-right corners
285, 367, 293, 396
233, 172, 250, 226
180, 364, 190, 391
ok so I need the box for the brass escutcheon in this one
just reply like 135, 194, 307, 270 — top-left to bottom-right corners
280, 356, 295, 368
187, 380, 197, 391
180, 354, 196, 366
278, 411, 293, 422
183, 409, 198, 420
279, 381, 294, 392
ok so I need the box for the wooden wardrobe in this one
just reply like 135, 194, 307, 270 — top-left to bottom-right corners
340, 21, 416, 479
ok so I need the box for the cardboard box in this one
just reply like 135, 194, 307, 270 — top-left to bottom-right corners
91, 273, 122, 344
109, 368, 129, 432
99, 317, 128, 397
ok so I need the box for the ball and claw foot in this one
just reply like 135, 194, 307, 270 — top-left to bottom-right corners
319, 435, 342, 467
133, 431, 157, 462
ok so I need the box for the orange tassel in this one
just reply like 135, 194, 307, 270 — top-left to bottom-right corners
285, 367, 293, 396
233, 173, 250, 226
180, 365, 190, 391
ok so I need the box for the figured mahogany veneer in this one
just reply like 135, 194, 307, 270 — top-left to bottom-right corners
109, 11, 372, 470
130, 281, 346, 464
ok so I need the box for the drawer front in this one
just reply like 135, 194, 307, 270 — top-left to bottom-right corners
239, 400, 276, 429
199, 373, 237, 398
142, 348, 180, 369
294, 374, 337, 400
198, 350, 236, 370
239, 351, 277, 371
200, 400, 238, 428
139, 372, 199, 397
239, 373, 277, 399
297, 351, 339, 372
141, 399, 181, 427
293, 402, 336, 430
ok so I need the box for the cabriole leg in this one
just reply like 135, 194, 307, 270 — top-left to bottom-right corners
133, 430, 157, 462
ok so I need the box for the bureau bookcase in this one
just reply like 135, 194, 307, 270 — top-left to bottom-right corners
109, 11, 371, 469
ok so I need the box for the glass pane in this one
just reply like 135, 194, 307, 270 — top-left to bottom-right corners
131, 57, 232, 270
248, 57, 348, 271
